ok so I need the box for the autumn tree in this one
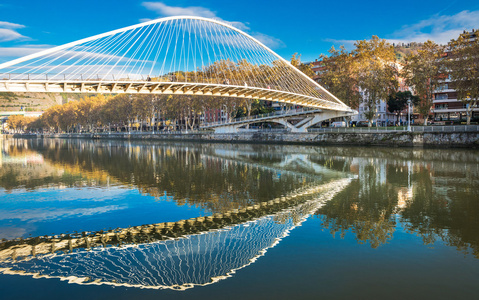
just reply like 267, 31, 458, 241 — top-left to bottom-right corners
7, 115, 27, 132
319, 46, 361, 109
77, 95, 107, 132
290, 53, 315, 78
42, 105, 62, 132
446, 30, 479, 124
101, 96, 127, 132
58, 100, 81, 132
354, 36, 398, 126
402, 40, 444, 125
26, 117, 44, 132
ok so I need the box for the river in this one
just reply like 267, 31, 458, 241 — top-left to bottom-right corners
0, 137, 478, 299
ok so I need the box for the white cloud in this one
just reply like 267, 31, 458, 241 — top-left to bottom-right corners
325, 9, 479, 48
141, 2, 283, 49
252, 32, 285, 49
0, 28, 27, 42
0, 21, 25, 29
142, 2, 217, 18
0, 45, 51, 57
142, 2, 249, 30
387, 10, 479, 45
232, 21, 251, 31
0, 20, 29, 42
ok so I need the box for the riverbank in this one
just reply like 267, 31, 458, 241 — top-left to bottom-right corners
10, 131, 479, 148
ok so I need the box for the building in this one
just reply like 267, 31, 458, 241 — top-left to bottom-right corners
432, 29, 479, 123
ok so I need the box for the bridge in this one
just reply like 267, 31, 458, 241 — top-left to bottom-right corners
201, 107, 357, 133
0, 16, 354, 131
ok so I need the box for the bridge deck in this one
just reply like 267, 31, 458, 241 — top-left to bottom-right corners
0, 80, 347, 111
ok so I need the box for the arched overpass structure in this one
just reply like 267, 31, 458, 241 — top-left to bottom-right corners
0, 16, 352, 114
201, 108, 357, 133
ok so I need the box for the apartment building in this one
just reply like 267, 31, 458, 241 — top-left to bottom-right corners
433, 29, 478, 122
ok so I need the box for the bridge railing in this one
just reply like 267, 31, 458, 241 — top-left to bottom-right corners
201, 108, 320, 127
0, 73, 288, 89
0, 73, 154, 81
308, 125, 479, 133
0, 73, 291, 94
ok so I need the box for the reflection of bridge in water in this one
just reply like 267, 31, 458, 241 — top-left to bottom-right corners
0, 178, 351, 290
210, 147, 350, 180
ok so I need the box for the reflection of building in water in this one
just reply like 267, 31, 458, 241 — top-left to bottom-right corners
396, 187, 413, 210
351, 157, 387, 198
0, 179, 351, 290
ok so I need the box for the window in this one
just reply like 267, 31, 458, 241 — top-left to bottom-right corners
436, 94, 448, 100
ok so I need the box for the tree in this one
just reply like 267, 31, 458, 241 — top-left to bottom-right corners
387, 91, 419, 124
77, 95, 107, 132
114, 95, 134, 132
101, 96, 126, 132
235, 99, 274, 117
319, 46, 361, 109
26, 117, 44, 132
133, 95, 154, 132
402, 40, 444, 125
7, 115, 27, 132
290, 53, 315, 78
446, 30, 479, 124
354, 36, 398, 126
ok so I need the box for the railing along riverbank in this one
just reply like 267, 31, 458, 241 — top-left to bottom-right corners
308, 125, 479, 133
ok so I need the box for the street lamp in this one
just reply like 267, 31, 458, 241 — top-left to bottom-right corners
407, 99, 412, 132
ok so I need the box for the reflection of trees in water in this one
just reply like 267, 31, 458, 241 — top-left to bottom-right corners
317, 174, 398, 249
0, 139, 110, 192
31, 139, 314, 213
317, 157, 479, 257
401, 166, 479, 258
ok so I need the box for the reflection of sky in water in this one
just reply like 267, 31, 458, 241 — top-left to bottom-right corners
0, 187, 205, 239
0, 139, 332, 240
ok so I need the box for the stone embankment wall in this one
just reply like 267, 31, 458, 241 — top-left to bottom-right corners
39, 131, 479, 148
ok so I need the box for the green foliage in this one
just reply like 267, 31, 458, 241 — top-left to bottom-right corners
387, 91, 418, 114
235, 99, 273, 117
0, 92, 18, 101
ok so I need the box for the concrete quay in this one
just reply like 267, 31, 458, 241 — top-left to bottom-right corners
31, 130, 479, 148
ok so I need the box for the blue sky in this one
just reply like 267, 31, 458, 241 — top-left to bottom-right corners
0, 0, 478, 63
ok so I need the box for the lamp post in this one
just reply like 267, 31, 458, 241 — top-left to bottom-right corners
407, 99, 412, 132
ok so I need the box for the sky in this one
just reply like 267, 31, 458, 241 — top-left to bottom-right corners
0, 0, 478, 64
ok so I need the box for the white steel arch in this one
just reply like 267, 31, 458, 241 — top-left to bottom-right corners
0, 16, 352, 111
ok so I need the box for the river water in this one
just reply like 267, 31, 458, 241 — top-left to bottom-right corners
0, 137, 478, 299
